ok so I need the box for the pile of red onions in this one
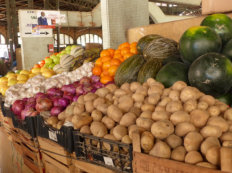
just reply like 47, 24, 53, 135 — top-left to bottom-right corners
11, 75, 107, 119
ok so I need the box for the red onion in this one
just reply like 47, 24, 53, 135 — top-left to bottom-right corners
91, 88, 97, 93
35, 92, 47, 99
73, 81, 79, 87
27, 97, 36, 103
12, 100, 25, 116
83, 85, 93, 94
63, 94, 74, 102
21, 107, 35, 120
73, 95, 79, 102
23, 98, 28, 102
51, 106, 64, 116
47, 88, 63, 97
58, 98, 70, 108
76, 85, 84, 95
93, 82, 104, 89
52, 97, 61, 107
61, 84, 76, 95
36, 98, 53, 112
25, 102, 36, 109
91, 75, 100, 83
79, 77, 91, 86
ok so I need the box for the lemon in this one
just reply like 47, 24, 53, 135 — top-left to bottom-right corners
17, 74, 29, 81
29, 73, 37, 78
17, 80, 27, 84
5, 73, 16, 79
0, 77, 8, 84
20, 70, 30, 75
31, 67, 41, 74
8, 78, 18, 86
0, 85, 9, 96
41, 67, 51, 73
42, 71, 55, 78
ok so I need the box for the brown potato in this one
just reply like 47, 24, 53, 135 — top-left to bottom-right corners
224, 108, 232, 121
148, 93, 160, 105
149, 141, 171, 159
158, 97, 172, 107
113, 125, 128, 140
114, 89, 127, 97
206, 146, 220, 165
184, 132, 203, 152
180, 86, 200, 102
118, 95, 133, 112
140, 111, 152, 119
72, 115, 93, 130
141, 131, 154, 153
141, 104, 155, 112
129, 107, 141, 117
91, 110, 103, 121
80, 125, 91, 134
207, 116, 229, 132
136, 117, 154, 131
171, 146, 186, 161
148, 85, 163, 95
197, 101, 209, 110
96, 104, 108, 114
201, 137, 221, 155
190, 109, 209, 128
172, 81, 187, 91
166, 134, 182, 149
169, 90, 180, 101
184, 99, 197, 112
170, 111, 190, 125
152, 111, 170, 121
155, 106, 166, 112
90, 122, 107, 137
132, 93, 145, 102
162, 88, 171, 98
85, 101, 94, 113
185, 151, 203, 164
107, 105, 123, 123
208, 106, 220, 117
200, 125, 222, 138
103, 134, 118, 151
102, 116, 115, 129
77, 95, 84, 104
83, 93, 97, 102
130, 82, 141, 92
120, 83, 130, 92
222, 141, 232, 147
105, 84, 117, 93
135, 86, 148, 96
220, 132, 232, 141
175, 122, 196, 137
73, 104, 85, 115
93, 97, 105, 108
166, 101, 183, 113
151, 120, 174, 139
95, 88, 110, 97
128, 125, 145, 139
121, 135, 132, 144
120, 112, 136, 127
200, 95, 215, 106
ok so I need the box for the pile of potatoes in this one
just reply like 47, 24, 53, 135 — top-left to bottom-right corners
46, 78, 232, 170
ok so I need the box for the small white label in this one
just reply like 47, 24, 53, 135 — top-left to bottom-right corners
48, 130, 57, 142
103, 156, 114, 167
63, 121, 74, 127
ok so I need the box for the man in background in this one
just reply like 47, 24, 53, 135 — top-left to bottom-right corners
38, 12, 48, 25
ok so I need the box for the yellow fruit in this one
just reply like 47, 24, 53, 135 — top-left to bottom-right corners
41, 67, 50, 73
20, 70, 30, 75
0, 86, 9, 96
29, 73, 37, 78
0, 77, 8, 84
5, 73, 16, 79
17, 80, 27, 84
17, 74, 29, 81
8, 78, 18, 86
42, 71, 55, 78
31, 67, 41, 74
8, 76, 17, 81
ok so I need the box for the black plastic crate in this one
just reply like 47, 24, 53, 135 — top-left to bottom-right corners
1, 101, 12, 118
36, 115, 74, 153
10, 112, 37, 138
73, 131, 133, 173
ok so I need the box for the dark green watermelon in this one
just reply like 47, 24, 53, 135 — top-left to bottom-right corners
201, 14, 232, 45
162, 54, 182, 65
188, 53, 232, 97
222, 39, 232, 60
156, 62, 189, 88
179, 26, 222, 64
216, 93, 232, 106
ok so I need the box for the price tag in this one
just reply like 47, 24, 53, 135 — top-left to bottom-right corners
103, 156, 114, 167
48, 130, 58, 142
63, 121, 74, 127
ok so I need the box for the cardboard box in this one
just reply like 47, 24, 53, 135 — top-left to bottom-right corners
202, 0, 232, 15
128, 13, 232, 43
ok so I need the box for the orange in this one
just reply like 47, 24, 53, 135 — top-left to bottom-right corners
118, 42, 130, 50
95, 58, 102, 67
107, 48, 115, 56
101, 56, 112, 63
92, 66, 102, 76
114, 49, 121, 55
34, 64, 41, 68
40, 63, 45, 67
108, 65, 118, 76
110, 59, 121, 66
124, 53, 134, 60
113, 53, 123, 60
100, 50, 111, 57
121, 48, 130, 56
130, 42, 137, 48
45, 57, 50, 59
130, 47, 138, 54
102, 61, 111, 70
100, 75, 113, 84
102, 69, 110, 76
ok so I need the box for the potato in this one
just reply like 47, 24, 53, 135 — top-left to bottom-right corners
152, 111, 169, 121
47, 116, 58, 125
77, 95, 84, 104
120, 112, 136, 127
91, 110, 103, 121
130, 82, 141, 92
84, 93, 97, 102
140, 111, 152, 119
105, 84, 117, 93
197, 101, 209, 110
208, 106, 220, 117
185, 151, 203, 164
132, 93, 145, 102
85, 101, 94, 113
141, 104, 155, 112
206, 146, 220, 165
64, 105, 75, 117
171, 146, 186, 161
57, 121, 64, 130
118, 95, 133, 112
158, 97, 172, 107
73, 104, 85, 115
102, 116, 115, 129
207, 116, 229, 132
141, 131, 154, 153
96, 104, 108, 114
224, 108, 232, 121
184, 132, 203, 152
95, 88, 110, 97
170, 111, 190, 125
190, 109, 209, 128
134, 102, 143, 109
135, 86, 148, 96
200, 125, 222, 138
90, 122, 107, 137
180, 86, 200, 102
146, 78, 157, 86
155, 106, 165, 112
107, 105, 123, 123
166, 101, 183, 113
150, 81, 164, 90
201, 137, 221, 155
121, 135, 132, 144
114, 89, 127, 97
80, 125, 91, 134
216, 102, 229, 112
105, 93, 114, 102
72, 115, 93, 130
148, 85, 163, 95
149, 141, 171, 159
103, 134, 118, 151
65, 116, 73, 122
175, 122, 196, 137
93, 97, 105, 108
58, 111, 66, 120
184, 99, 197, 112
223, 141, 232, 147
136, 117, 154, 131
128, 125, 145, 139
169, 90, 180, 101
162, 88, 171, 98
113, 125, 128, 140
196, 162, 217, 169
200, 95, 215, 106
220, 132, 232, 141
172, 81, 187, 91
151, 120, 174, 139
166, 134, 182, 149
129, 107, 141, 117
148, 94, 160, 105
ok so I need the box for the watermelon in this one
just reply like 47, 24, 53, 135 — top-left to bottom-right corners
162, 54, 182, 65
156, 62, 189, 88
222, 39, 232, 60
201, 14, 232, 45
179, 26, 222, 64
188, 53, 232, 97
216, 93, 232, 106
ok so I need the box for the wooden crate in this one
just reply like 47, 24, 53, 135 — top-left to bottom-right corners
42, 152, 74, 173
38, 137, 72, 166
132, 133, 232, 173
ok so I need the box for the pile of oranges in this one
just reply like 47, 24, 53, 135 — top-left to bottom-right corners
92, 42, 138, 84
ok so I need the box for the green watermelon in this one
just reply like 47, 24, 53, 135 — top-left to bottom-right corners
156, 62, 189, 88
162, 54, 182, 65
216, 93, 232, 106
201, 14, 232, 45
222, 39, 232, 60
188, 53, 232, 97
179, 26, 222, 64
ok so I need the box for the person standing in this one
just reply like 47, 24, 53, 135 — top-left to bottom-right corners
38, 12, 48, 25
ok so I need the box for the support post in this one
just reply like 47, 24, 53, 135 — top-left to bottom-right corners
28, 0, 34, 8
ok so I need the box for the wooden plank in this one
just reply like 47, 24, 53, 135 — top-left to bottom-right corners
132, 132, 141, 153
23, 156, 41, 173
221, 147, 232, 172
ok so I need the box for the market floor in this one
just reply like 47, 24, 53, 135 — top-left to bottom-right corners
0, 127, 32, 173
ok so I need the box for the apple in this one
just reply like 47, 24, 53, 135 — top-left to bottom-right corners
65, 45, 72, 52
45, 58, 53, 65
48, 63, 56, 69
53, 56, 60, 64
50, 55, 57, 60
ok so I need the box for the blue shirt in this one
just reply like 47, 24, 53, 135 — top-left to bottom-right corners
38, 17, 48, 25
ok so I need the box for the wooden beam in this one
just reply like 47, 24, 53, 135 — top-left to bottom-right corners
44, 0, 49, 9
28, 0, 34, 8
